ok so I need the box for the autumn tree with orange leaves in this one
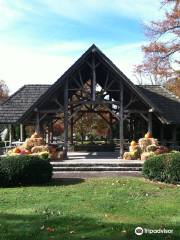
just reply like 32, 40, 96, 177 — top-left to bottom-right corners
0, 80, 9, 104
134, 0, 180, 85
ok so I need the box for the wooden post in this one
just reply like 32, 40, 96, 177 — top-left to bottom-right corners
35, 111, 40, 134
48, 124, 50, 144
109, 112, 113, 142
70, 107, 74, 145
92, 52, 96, 101
148, 112, 152, 134
63, 79, 68, 159
172, 125, 177, 147
20, 124, 24, 141
119, 82, 124, 158
50, 121, 53, 143
9, 124, 12, 146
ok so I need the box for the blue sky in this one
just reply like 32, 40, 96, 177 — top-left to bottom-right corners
0, 0, 162, 93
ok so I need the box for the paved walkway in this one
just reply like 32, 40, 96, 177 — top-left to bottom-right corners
53, 171, 142, 179
51, 151, 144, 165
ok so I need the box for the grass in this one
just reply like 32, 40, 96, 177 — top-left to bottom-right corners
0, 177, 179, 240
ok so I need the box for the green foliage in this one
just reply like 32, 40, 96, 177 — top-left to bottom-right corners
74, 143, 115, 152
0, 155, 52, 186
142, 152, 180, 183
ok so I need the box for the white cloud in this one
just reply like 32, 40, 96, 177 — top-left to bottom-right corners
0, 0, 21, 29
0, 42, 77, 93
0, 0, 163, 31
39, 0, 162, 23
0, 0, 39, 29
0, 40, 144, 94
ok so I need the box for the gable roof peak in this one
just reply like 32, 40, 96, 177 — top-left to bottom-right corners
89, 44, 99, 53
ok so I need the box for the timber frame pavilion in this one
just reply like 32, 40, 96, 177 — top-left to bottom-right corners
0, 44, 180, 158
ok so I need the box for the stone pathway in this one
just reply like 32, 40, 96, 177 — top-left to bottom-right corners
53, 171, 142, 179
52, 152, 143, 179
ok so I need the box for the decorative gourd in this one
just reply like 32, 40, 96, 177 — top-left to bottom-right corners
13, 148, 21, 154
130, 140, 137, 146
144, 132, 152, 139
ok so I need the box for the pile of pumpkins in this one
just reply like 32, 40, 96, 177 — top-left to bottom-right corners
7, 132, 50, 157
123, 132, 170, 160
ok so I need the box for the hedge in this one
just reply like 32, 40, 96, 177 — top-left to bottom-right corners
74, 143, 115, 152
0, 155, 53, 187
142, 152, 180, 184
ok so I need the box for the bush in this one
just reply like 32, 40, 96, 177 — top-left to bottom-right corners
74, 143, 115, 152
142, 152, 180, 184
0, 155, 53, 187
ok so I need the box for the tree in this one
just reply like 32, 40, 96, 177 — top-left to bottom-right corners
134, 0, 180, 85
0, 80, 9, 104
165, 70, 180, 96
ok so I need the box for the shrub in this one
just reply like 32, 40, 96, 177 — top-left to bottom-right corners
142, 152, 180, 184
0, 155, 53, 187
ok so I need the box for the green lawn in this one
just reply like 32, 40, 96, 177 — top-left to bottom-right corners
0, 177, 179, 240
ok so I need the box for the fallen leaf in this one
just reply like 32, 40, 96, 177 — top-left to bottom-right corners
46, 227, 55, 232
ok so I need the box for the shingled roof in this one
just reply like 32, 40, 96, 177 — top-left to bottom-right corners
0, 84, 180, 124
138, 85, 180, 124
0, 85, 50, 123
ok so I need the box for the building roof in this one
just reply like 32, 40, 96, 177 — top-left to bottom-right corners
0, 85, 50, 123
138, 85, 180, 124
0, 84, 180, 124
0, 44, 180, 125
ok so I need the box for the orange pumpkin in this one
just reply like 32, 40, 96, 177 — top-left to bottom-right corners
144, 132, 152, 139
13, 148, 21, 154
130, 140, 137, 146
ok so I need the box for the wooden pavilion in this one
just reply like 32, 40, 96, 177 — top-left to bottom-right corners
0, 44, 180, 158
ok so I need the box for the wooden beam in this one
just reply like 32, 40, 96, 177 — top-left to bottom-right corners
72, 76, 82, 89
53, 98, 64, 111
63, 80, 69, 159
104, 72, 109, 89
92, 53, 96, 101
148, 112, 152, 134
106, 78, 116, 90
140, 113, 148, 122
40, 113, 48, 122
79, 70, 84, 87
69, 100, 120, 106
20, 124, 24, 141
38, 109, 62, 113
124, 96, 136, 109
124, 110, 148, 113
35, 111, 40, 134
70, 106, 74, 144
9, 124, 12, 146
119, 82, 124, 158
